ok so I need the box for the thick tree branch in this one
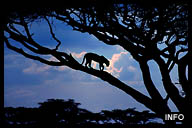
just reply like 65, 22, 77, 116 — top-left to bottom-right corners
154, 56, 184, 112
20, 17, 33, 40
167, 48, 187, 72
139, 60, 163, 100
138, 59, 171, 113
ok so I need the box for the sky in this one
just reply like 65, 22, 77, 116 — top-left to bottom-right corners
4, 19, 179, 114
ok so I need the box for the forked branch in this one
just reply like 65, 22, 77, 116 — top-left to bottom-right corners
45, 17, 61, 50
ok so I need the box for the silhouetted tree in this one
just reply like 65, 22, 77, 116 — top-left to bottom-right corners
2, 0, 191, 125
37, 99, 82, 127
5, 107, 39, 127
4, 99, 160, 127
101, 108, 157, 125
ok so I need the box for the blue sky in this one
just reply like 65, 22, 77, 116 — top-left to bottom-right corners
4, 19, 179, 114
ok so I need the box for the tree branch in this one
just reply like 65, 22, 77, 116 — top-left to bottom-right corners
139, 60, 163, 100
4, 38, 64, 66
154, 55, 184, 112
138, 59, 171, 113
44, 17, 61, 51
5, 26, 54, 55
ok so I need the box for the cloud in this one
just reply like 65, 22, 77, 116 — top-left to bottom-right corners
22, 56, 60, 74
4, 54, 31, 69
22, 51, 88, 76
71, 51, 87, 59
21, 50, 136, 80
14, 89, 35, 97
22, 53, 77, 74
106, 52, 128, 77
127, 65, 137, 72
116, 45, 125, 52
22, 60, 69, 74
23, 62, 51, 74
5, 88, 35, 98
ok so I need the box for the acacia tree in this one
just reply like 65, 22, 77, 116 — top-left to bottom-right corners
2, 0, 191, 125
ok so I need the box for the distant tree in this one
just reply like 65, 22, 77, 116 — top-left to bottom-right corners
4, 99, 160, 127
5, 107, 38, 126
2, 0, 191, 125
38, 99, 81, 127
101, 108, 157, 125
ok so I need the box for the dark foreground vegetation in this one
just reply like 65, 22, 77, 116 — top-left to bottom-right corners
4, 99, 164, 128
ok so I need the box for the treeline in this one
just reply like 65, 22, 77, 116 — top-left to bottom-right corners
4, 99, 162, 127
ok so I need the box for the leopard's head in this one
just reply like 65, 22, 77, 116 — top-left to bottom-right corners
101, 56, 110, 67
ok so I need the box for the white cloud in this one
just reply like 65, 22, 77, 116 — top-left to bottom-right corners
5, 88, 35, 98
106, 52, 128, 77
116, 45, 125, 52
23, 62, 51, 74
127, 65, 136, 72
4, 54, 31, 69
55, 66, 69, 71
71, 51, 87, 59
22, 56, 60, 74
22, 52, 82, 74
14, 89, 35, 97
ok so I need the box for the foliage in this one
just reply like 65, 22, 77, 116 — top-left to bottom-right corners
5, 99, 160, 127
